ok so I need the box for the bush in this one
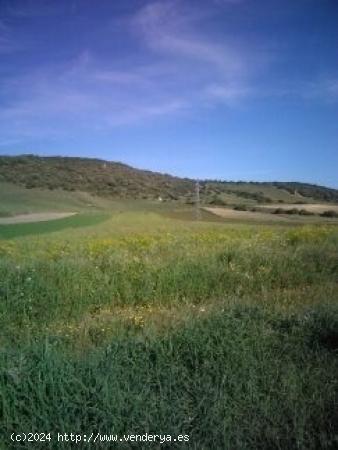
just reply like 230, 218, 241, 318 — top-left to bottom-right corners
286, 208, 301, 215
274, 208, 314, 216
273, 208, 285, 214
299, 209, 315, 216
209, 196, 227, 206
0, 211, 12, 217
233, 205, 247, 211
321, 210, 338, 218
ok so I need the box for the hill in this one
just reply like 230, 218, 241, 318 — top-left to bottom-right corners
0, 154, 337, 206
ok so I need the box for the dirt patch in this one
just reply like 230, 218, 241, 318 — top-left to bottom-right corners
203, 207, 290, 222
259, 204, 338, 214
0, 212, 77, 225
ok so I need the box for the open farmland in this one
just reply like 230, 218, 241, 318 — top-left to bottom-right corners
1, 0, 338, 444
204, 205, 338, 224
2, 0, 338, 445
259, 203, 338, 214
0, 212, 77, 224
1, 201, 338, 449
204, 206, 292, 222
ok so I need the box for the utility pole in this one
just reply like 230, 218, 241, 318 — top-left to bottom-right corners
195, 180, 201, 220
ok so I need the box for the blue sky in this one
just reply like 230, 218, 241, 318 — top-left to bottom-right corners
0, 0, 337, 187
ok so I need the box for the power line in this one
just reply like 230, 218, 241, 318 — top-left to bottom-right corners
195, 180, 201, 220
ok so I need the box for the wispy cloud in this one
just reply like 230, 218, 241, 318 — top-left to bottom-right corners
262, 77, 338, 103
213, 0, 244, 5
0, 53, 189, 142
133, 1, 246, 76
204, 83, 253, 105
1, 0, 68, 18
304, 78, 338, 102
0, 0, 258, 143
131, 1, 254, 106
0, 20, 20, 53
3, 0, 332, 146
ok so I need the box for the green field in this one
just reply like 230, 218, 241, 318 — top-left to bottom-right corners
1, 196, 338, 449
0, 213, 110, 240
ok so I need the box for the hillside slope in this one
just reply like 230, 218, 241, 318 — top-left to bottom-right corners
0, 154, 337, 205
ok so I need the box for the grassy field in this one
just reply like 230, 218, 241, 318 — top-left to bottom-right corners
0, 213, 111, 239
1, 203, 338, 449
0, 182, 125, 217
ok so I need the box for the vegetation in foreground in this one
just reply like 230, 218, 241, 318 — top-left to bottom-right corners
1, 213, 338, 449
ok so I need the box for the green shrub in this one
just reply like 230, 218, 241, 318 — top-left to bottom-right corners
233, 204, 247, 211
321, 210, 338, 218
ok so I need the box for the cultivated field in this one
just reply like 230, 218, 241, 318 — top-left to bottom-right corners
259, 203, 338, 213
0, 212, 77, 225
204, 205, 338, 224
1, 201, 338, 449
204, 206, 291, 222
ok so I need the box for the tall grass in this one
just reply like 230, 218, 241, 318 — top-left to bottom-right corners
1, 223, 338, 448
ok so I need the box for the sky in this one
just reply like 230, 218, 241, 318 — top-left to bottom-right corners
0, 0, 337, 187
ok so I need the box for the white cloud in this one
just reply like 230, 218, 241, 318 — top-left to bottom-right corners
205, 83, 253, 105
133, 1, 245, 75
0, 1, 261, 142
307, 78, 338, 101
0, 51, 191, 141
272, 78, 338, 103
0, 20, 20, 53
2, 0, 69, 18
213, 0, 244, 4
129, 0, 254, 114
